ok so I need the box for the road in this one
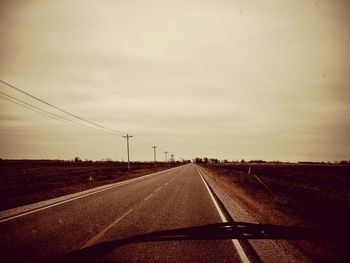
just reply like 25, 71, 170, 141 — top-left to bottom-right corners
0, 164, 250, 262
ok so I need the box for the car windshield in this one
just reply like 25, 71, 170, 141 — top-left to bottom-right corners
1, 1, 349, 262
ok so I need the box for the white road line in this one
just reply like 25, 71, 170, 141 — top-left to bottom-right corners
0, 165, 183, 223
197, 167, 250, 263
0, 186, 118, 223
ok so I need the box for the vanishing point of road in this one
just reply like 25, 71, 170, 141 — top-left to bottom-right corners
0, 164, 251, 262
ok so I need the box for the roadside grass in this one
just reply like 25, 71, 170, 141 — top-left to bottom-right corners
0, 160, 180, 211
200, 163, 350, 262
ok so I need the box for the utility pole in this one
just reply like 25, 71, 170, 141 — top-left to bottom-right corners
122, 134, 133, 171
152, 146, 158, 167
164, 151, 168, 165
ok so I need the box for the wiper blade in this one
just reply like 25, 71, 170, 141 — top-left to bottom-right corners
58, 221, 349, 262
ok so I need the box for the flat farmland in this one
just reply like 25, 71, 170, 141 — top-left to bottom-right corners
0, 160, 179, 211
201, 163, 350, 261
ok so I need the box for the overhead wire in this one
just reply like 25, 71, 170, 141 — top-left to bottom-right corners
0, 79, 180, 159
0, 79, 126, 135
0, 93, 113, 135
134, 137, 152, 146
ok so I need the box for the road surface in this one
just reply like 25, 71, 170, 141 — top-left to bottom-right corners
0, 164, 251, 262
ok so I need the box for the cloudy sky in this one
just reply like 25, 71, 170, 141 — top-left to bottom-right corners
0, 0, 349, 162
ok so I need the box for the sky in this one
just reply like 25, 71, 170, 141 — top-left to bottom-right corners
0, 0, 349, 162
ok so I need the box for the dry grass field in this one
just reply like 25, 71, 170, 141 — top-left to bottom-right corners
201, 163, 350, 262
0, 160, 179, 211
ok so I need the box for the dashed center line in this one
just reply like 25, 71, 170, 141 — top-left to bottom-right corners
144, 193, 154, 201
82, 179, 171, 249
154, 186, 163, 192
163, 177, 175, 187
82, 208, 133, 248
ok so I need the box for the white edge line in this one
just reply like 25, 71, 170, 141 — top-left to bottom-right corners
196, 167, 251, 263
0, 165, 184, 223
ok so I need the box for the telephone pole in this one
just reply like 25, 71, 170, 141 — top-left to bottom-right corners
164, 151, 168, 165
122, 134, 133, 171
152, 146, 158, 167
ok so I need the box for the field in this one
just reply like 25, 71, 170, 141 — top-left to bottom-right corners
201, 163, 350, 261
0, 160, 180, 211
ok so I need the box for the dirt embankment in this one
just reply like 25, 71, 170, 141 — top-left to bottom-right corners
200, 163, 350, 262
0, 160, 181, 211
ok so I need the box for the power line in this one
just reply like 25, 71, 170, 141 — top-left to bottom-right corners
0, 79, 126, 135
0, 93, 113, 135
1, 93, 181, 160
134, 137, 152, 146
0, 79, 181, 159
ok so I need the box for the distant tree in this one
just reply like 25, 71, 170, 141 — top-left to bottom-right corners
194, 157, 202, 163
240, 159, 245, 163
74, 157, 82, 162
249, 159, 266, 163
203, 157, 208, 163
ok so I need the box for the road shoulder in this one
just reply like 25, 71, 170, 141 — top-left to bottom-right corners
197, 165, 309, 263
0, 165, 182, 223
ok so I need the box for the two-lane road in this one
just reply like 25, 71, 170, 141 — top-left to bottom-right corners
0, 164, 249, 262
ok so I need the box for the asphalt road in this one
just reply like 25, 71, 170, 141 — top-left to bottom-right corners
0, 164, 248, 262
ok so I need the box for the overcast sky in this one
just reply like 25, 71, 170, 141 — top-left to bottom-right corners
0, 0, 349, 162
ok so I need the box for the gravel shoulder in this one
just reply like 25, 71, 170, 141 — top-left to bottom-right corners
198, 164, 348, 263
